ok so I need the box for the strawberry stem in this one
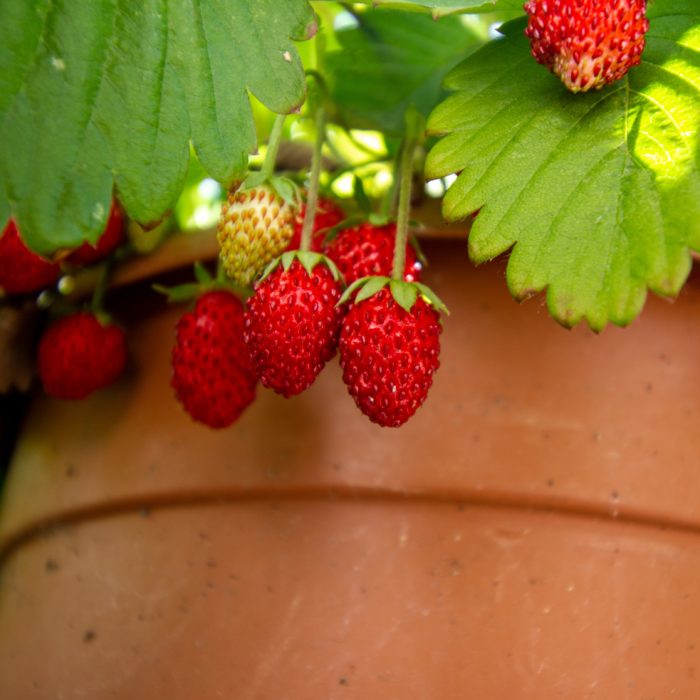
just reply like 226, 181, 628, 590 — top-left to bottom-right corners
260, 113, 286, 180
392, 111, 422, 282
300, 106, 326, 253
381, 146, 402, 220
90, 261, 112, 314
215, 257, 227, 285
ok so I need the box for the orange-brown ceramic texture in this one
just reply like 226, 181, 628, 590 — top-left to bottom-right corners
2, 503, 699, 699
1, 240, 699, 698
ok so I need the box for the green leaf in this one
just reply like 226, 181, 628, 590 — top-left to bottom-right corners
1, 1, 115, 253
0, 0, 316, 254
97, 0, 190, 225
426, 5, 700, 330
0, 186, 8, 232
343, 0, 521, 14
0, 0, 49, 117
170, 0, 315, 185
326, 9, 483, 135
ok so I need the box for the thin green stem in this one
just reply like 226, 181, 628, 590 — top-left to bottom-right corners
314, 22, 327, 76
91, 261, 112, 314
300, 106, 327, 252
215, 257, 227, 284
391, 133, 416, 281
260, 113, 286, 179
381, 141, 403, 220
327, 158, 389, 184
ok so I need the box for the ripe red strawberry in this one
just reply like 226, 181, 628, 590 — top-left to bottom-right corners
217, 185, 297, 286
244, 253, 345, 397
0, 220, 60, 295
324, 222, 421, 285
67, 201, 126, 266
339, 285, 441, 428
171, 290, 256, 429
38, 312, 127, 400
524, 0, 649, 93
286, 196, 345, 252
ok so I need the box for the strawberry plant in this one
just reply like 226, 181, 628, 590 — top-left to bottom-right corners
0, 0, 698, 422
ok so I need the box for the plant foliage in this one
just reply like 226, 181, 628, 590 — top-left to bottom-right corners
0, 0, 315, 253
426, 1, 700, 329
1, 0, 698, 329
327, 9, 483, 134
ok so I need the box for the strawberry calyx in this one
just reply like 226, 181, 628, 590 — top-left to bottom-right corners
258, 250, 345, 286
338, 276, 448, 315
239, 172, 301, 210
237, 113, 301, 209
316, 214, 363, 245
154, 262, 250, 304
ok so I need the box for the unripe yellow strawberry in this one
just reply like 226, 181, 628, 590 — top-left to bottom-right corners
217, 185, 296, 286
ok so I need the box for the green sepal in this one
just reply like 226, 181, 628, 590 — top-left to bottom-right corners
389, 280, 418, 313
318, 214, 364, 245
292, 251, 344, 283
368, 212, 391, 227
414, 282, 449, 315
154, 262, 251, 303
153, 282, 202, 303
259, 255, 284, 283
337, 275, 449, 315
193, 261, 213, 286
353, 175, 372, 216
240, 171, 266, 190
237, 173, 301, 210
94, 309, 116, 327
258, 250, 345, 285
337, 275, 375, 306
356, 276, 391, 304
408, 229, 428, 267
269, 175, 301, 208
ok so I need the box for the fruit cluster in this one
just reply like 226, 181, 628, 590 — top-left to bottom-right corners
1, 3, 652, 427
173, 189, 443, 429
0, 186, 443, 430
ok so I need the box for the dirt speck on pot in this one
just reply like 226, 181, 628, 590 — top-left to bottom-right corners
44, 558, 59, 573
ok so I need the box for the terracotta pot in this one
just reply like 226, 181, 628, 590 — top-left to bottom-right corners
1, 237, 700, 699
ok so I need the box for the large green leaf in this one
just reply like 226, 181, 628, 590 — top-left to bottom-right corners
426, 1, 700, 330
97, 0, 190, 225
0, 0, 316, 254
344, 0, 522, 14
0, 186, 8, 234
327, 9, 484, 135
1, 1, 115, 253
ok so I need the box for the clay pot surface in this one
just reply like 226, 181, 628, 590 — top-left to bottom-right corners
1, 239, 699, 698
